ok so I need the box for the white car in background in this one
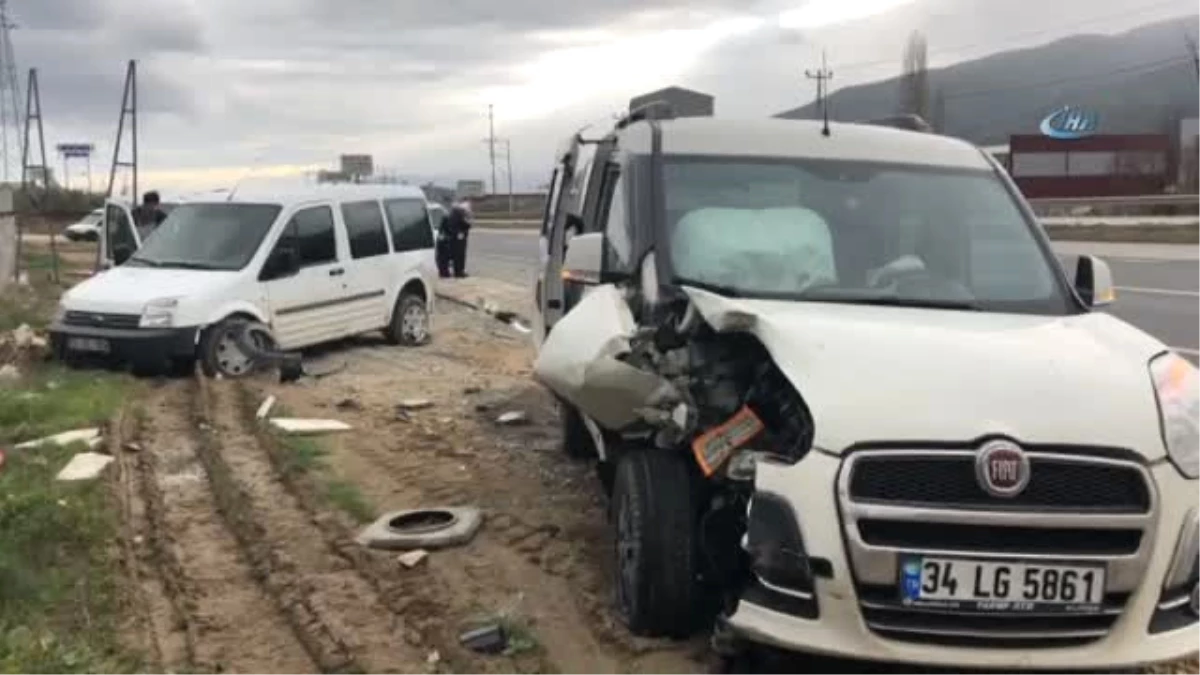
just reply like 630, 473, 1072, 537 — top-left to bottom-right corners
63, 208, 103, 241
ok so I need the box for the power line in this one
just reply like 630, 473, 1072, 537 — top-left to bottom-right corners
827, 0, 1196, 75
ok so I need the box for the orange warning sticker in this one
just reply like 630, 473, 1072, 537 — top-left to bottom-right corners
691, 406, 765, 477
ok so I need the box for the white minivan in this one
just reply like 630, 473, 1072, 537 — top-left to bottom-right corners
50, 182, 438, 377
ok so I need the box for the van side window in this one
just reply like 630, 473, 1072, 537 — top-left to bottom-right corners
383, 198, 434, 252
290, 206, 337, 267
105, 204, 137, 254
341, 201, 390, 259
598, 165, 632, 274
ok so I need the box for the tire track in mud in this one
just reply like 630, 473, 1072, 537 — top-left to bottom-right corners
198, 379, 428, 673
133, 381, 315, 673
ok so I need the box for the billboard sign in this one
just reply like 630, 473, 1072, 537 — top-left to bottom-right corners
339, 154, 374, 178
1040, 106, 1099, 140
56, 143, 94, 158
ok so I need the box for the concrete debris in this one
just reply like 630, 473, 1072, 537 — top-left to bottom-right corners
426, 650, 440, 666
11, 324, 46, 350
56, 451, 115, 481
269, 418, 352, 435
15, 427, 103, 451
255, 395, 277, 420
398, 399, 433, 411
459, 624, 508, 654
0, 364, 19, 383
495, 411, 529, 426
397, 549, 429, 569
122, 441, 143, 453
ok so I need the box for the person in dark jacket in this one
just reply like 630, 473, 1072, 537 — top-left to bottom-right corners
131, 191, 167, 240
442, 201, 473, 278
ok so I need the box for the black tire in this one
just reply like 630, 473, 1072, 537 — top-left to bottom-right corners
199, 318, 260, 379
385, 293, 431, 346
611, 449, 701, 638
558, 399, 594, 460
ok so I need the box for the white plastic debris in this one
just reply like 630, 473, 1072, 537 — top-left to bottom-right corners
56, 452, 115, 481
15, 427, 103, 451
398, 399, 433, 411
269, 418, 352, 435
398, 549, 429, 569
496, 411, 529, 426
256, 395, 277, 420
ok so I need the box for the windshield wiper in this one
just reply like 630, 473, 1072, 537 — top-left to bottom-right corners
825, 295, 983, 311
156, 260, 223, 271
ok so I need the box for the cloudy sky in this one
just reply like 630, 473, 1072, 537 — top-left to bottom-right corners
7, 0, 1197, 193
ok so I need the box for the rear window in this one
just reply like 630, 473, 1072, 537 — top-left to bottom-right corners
383, 199, 434, 252
341, 201, 390, 259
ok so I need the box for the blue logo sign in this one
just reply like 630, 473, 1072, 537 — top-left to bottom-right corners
901, 558, 923, 600
1040, 106, 1100, 140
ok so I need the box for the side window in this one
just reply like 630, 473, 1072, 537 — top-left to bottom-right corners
289, 206, 337, 267
598, 165, 632, 274
541, 168, 562, 236
341, 200, 390, 259
105, 204, 137, 256
383, 198, 434, 252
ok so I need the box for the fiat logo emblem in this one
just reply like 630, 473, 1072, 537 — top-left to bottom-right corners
975, 440, 1030, 498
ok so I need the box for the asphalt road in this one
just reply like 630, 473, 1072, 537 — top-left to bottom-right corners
467, 229, 1199, 362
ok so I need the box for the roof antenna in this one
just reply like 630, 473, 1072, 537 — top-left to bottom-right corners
227, 148, 269, 201
805, 50, 833, 137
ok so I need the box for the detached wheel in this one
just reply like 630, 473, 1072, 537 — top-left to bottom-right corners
199, 318, 267, 378
612, 449, 700, 638
385, 292, 430, 346
557, 398, 594, 460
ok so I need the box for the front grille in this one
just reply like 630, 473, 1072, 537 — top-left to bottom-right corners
63, 311, 140, 330
838, 448, 1157, 649
848, 453, 1151, 513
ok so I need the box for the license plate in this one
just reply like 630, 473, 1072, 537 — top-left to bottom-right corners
900, 556, 1104, 612
67, 337, 110, 354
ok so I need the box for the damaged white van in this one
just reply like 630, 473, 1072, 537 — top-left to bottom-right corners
50, 182, 438, 377
531, 108, 1199, 669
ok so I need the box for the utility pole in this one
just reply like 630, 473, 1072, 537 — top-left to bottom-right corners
487, 104, 497, 196
0, 0, 21, 183
504, 139, 513, 215
805, 50, 833, 136
19, 67, 54, 283
106, 60, 138, 200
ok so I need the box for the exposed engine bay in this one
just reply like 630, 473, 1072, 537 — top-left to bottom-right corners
533, 282, 816, 616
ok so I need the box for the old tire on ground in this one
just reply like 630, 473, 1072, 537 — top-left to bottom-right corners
356, 507, 483, 550
558, 398, 594, 460
199, 318, 268, 379
385, 292, 430, 346
612, 449, 700, 638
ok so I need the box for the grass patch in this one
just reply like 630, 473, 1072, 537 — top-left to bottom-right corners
0, 367, 129, 446
271, 414, 376, 524
0, 372, 141, 672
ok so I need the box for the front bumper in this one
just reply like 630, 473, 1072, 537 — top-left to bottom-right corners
727, 450, 1199, 670
49, 321, 199, 367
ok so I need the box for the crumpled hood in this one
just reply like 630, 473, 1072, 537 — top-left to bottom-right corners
63, 266, 240, 315
683, 287, 1170, 459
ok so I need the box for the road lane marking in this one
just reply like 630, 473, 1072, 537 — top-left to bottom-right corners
1116, 287, 1199, 298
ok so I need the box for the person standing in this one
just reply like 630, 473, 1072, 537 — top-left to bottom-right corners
443, 200, 473, 278
131, 191, 167, 241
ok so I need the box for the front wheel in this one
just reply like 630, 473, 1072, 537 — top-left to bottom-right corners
385, 293, 430, 346
199, 318, 266, 378
612, 449, 701, 638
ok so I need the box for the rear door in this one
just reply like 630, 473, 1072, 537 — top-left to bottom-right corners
339, 200, 393, 333
261, 204, 348, 349
98, 200, 139, 270
383, 197, 437, 313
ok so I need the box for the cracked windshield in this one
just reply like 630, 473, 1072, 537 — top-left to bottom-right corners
0, 0, 1196, 673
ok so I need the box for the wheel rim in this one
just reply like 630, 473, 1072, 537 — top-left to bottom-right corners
214, 325, 270, 377
615, 492, 640, 621
401, 303, 428, 343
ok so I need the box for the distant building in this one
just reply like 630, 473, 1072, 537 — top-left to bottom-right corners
629, 86, 714, 118
455, 179, 486, 199
339, 154, 374, 181
422, 183, 455, 206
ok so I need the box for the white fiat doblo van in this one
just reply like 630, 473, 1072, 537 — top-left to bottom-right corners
531, 107, 1199, 670
50, 182, 438, 377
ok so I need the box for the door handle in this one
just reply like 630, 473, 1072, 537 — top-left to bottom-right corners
329, 268, 345, 277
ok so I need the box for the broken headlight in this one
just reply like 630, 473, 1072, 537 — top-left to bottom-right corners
1150, 352, 1199, 479
744, 492, 813, 594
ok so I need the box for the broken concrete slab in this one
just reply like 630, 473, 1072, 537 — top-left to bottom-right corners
397, 549, 429, 569
15, 427, 103, 451
255, 395, 277, 420
56, 452, 115, 481
397, 399, 433, 411
269, 418, 352, 435
356, 507, 483, 551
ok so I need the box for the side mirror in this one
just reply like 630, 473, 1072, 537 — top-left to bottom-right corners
562, 232, 604, 285
264, 245, 300, 280
1074, 255, 1115, 308
112, 243, 134, 266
